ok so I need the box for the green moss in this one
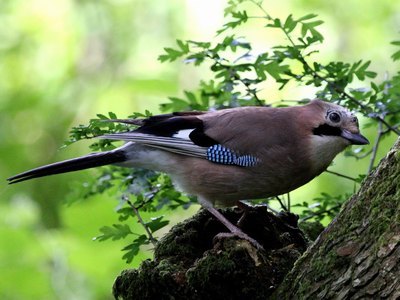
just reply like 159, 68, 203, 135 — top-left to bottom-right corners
186, 252, 237, 291
114, 207, 308, 299
298, 221, 325, 241
395, 150, 400, 161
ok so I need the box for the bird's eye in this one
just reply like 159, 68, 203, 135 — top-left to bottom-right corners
329, 112, 341, 123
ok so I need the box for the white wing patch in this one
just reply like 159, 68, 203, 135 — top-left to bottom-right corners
172, 129, 194, 140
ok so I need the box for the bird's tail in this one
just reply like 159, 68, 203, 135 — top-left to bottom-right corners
7, 150, 127, 184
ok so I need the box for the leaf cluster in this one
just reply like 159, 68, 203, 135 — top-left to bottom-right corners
293, 193, 350, 222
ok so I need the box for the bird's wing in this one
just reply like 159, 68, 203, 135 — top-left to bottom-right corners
106, 107, 288, 151
101, 110, 264, 167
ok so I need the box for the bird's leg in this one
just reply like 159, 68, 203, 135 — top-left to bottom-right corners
207, 206, 264, 250
198, 197, 263, 250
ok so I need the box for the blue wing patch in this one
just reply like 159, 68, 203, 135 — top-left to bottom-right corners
206, 144, 258, 167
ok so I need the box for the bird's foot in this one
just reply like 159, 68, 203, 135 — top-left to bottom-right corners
198, 198, 264, 250
214, 231, 264, 251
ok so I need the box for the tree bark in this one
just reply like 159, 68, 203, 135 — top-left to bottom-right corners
113, 138, 400, 299
273, 138, 400, 299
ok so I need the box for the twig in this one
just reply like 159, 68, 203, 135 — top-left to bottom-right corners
367, 75, 391, 172
368, 120, 383, 173
352, 149, 373, 159
240, 79, 264, 106
300, 204, 342, 222
339, 90, 399, 136
325, 170, 358, 182
250, 0, 273, 20
275, 196, 288, 211
127, 199, 158, 246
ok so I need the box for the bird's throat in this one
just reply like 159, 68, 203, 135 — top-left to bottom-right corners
308, 135, 348, 173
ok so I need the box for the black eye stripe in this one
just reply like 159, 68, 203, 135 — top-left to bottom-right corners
313, 124, 342, 136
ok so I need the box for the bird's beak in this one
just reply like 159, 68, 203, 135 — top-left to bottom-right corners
341, 129, 369, 145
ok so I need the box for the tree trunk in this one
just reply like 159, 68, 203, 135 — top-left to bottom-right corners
273, 138, 400, 299
113, 138, 400, 299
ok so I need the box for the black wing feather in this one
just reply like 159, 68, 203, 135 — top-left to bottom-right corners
133, 112, 218, 147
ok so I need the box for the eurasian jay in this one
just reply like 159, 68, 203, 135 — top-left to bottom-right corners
8, 100, 369, 245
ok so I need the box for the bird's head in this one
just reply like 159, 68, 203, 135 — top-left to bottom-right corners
303, 100, 369, 173
310, 100, 369, 146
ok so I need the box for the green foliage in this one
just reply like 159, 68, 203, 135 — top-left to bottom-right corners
66, 159, 196, 262
391, 41, 400, 61
66, 0, 400, 260
64, 111, 151, 151
95, 224, 133, 241
293, 193, 350, 222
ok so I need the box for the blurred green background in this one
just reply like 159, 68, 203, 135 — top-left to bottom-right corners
0, 0, 398, 299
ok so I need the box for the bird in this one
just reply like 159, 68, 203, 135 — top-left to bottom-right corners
7, 99, 369, 247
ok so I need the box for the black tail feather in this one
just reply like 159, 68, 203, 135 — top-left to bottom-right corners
7, 150, 127, 184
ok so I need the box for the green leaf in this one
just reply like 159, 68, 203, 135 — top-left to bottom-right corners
365, 71, 377, 78
145, 216, 169, 233
108, 111, 117, 119
158, 48, 181, 62
217, 10, 248, 35
121, 235, 148, 263
176, 39, 189, 52
160, 97, 190, 112
188, 40, 211, 49
184, 90, 198, 104
94, 224, 133, 242
391, 50, 400, 61
274, 18, 282, 27
266, 18, 282, 28
283, 14, 297, 33
158, 40, 190, 62
296, 13, 318, 22
301, 20, 324, 43
265, 61, 289, 80
96, 113, 109, 120
353, 61, 377, 80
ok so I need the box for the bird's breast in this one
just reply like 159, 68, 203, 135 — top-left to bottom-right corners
170, 151, 317, 207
